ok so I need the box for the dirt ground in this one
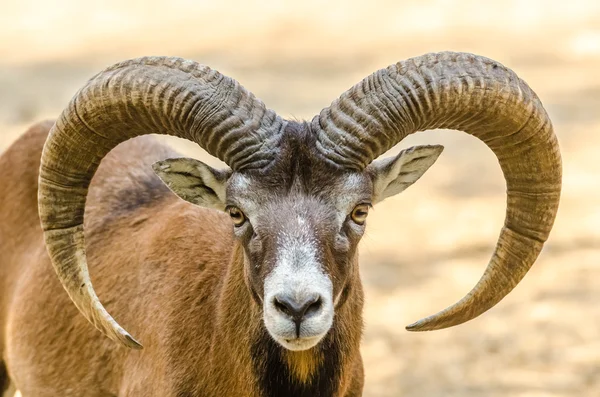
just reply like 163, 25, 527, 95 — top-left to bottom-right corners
2, 1, 600, 396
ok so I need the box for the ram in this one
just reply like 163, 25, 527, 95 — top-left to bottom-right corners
0, 52, 561, 396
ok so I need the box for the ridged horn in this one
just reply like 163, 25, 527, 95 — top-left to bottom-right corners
312, 52, 561, 331
38, 56, 284, 348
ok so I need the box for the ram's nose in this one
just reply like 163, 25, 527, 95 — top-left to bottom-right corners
273, 293, 323, 337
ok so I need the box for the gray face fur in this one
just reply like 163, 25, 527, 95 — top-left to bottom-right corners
153, 122, 443, 351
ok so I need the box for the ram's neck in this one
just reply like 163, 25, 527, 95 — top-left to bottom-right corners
210, 244, 364, 396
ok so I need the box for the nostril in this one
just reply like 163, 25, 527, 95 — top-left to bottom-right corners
272, 294, 323, 320
272, 294, 325, 339
304, 296, 322, 317
274, 297, 293, 316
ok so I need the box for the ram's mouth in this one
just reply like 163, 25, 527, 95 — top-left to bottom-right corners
279, 335, 324, 351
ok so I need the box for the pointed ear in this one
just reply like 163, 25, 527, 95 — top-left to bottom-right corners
152, 158, 231, 210
368, 145, 443, 204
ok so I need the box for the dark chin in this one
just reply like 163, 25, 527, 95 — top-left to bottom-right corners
251, 324, 343, 397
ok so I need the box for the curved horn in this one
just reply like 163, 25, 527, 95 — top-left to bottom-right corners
313, 52, 561, 331
38, 57, 284, 348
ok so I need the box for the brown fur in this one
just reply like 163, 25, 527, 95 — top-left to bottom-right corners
0, 122, 364, 396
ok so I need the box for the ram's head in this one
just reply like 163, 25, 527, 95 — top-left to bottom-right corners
38, 53, 561, 349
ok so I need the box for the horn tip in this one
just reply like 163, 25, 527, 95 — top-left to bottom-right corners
405, 321, 425, 332
405, 318, 442, 332
123, 333, 144, 350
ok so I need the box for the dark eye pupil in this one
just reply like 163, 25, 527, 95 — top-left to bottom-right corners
354, 209, 367, 217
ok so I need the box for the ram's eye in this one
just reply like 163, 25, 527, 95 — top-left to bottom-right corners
226, 206, 246, 227
350, 204, 370, 225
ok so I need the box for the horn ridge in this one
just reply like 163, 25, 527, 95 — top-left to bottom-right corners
314, 51, 561, 331
38, 56, 282, 347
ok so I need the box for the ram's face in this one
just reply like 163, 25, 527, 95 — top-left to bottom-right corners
225, 166, 371, 350
154, 122, 443, 351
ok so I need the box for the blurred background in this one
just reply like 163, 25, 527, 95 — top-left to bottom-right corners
1, 0, 599, 396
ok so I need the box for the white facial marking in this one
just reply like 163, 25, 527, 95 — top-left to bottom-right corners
263, 230, 334, 351
230, 173, 251, 190
334, 173, 367, 226
227, 174, 261, 226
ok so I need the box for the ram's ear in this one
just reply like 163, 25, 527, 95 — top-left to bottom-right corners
152, 158, 231, 210
368, 145, 443, 204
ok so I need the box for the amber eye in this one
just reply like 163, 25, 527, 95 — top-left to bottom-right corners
350, 204, 370, 225
226, 206, 246, 227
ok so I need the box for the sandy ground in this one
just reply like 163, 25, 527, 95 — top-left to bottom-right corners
2, 1, 600, 396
